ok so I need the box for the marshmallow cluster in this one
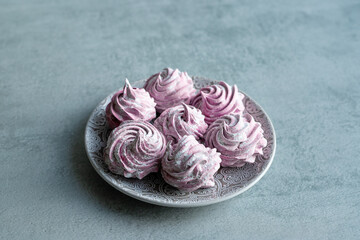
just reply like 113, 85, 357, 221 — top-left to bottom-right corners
104, 68, 267, 192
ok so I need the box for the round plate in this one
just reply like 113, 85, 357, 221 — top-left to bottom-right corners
84, 77, 276, 207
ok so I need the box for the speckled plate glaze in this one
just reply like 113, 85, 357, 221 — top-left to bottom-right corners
84, 77, 276, 207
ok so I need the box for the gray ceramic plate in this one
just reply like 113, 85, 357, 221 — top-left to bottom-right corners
84, 77, 276, 207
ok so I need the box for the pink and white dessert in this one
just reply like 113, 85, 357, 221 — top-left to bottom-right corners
144, 68, 196, 113
104, 120, 166, 179
106, 79, 156, 129
204, 113, 267, 167
154, 103, 208, 143
161, 135, 221, 192
190, 81, 245, 125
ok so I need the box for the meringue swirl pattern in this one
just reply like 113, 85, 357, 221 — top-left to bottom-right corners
144, 68, 196, 113
161, 135, 221, 192
106, 79, 156, 129
190, 81, 245, 125
204, 113, 267, 167
104, 120, 166, 179
154, 103, 208, 143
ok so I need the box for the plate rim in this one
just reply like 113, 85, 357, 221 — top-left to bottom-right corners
84, 77, 277, 207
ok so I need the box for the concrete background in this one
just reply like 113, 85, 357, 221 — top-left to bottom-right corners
1, 0, 359, 239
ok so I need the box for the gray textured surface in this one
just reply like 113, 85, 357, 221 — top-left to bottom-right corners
1, 0, 360, 239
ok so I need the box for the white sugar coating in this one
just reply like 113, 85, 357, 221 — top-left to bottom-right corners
104, 120, 166, 179
205, 113, 267, 167
154, 103, 208, 144
161, 135, 221, 192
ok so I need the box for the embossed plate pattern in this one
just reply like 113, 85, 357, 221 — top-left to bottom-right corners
84, 77, 276, 207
